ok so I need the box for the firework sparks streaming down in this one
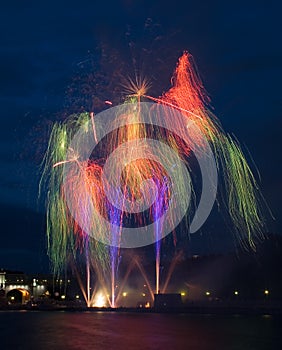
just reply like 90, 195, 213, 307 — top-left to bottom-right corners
172, 53, 265, 247
40, 51, 265, 306
145, 52, 264, 247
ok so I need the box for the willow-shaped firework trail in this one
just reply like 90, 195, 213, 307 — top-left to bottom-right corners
40, 52, 265, 306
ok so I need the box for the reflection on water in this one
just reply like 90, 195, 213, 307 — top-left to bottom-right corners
0, 311, 281, 350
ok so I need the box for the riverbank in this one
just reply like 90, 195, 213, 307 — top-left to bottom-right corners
1, 300, 282, 315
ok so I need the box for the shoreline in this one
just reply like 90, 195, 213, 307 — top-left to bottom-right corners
1, 302, 282, 315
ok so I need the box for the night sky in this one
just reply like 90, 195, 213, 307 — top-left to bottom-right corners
0, 0, 281, 273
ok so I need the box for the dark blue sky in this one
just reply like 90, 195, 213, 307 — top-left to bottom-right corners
0, 0, 281, 272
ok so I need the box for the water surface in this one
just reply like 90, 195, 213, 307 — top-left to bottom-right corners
0, 311, 281, 349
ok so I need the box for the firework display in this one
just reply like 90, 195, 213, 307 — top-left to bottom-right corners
40, 52, 265, 307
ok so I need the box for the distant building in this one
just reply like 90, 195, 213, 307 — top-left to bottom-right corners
0, 269, 72, 304
0, 271, 5, 290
